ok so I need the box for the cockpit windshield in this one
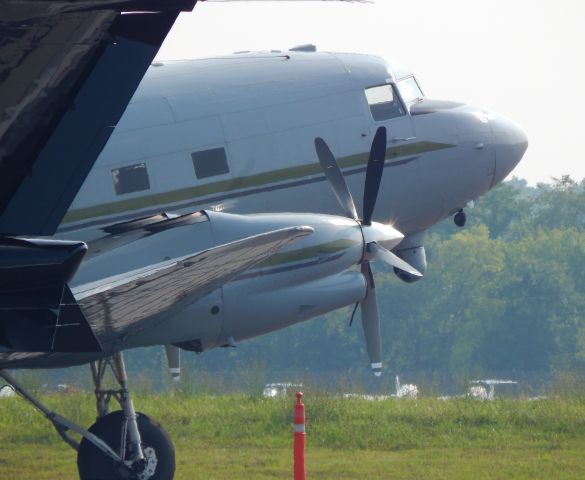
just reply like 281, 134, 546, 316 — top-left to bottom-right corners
397, 77, 424, 105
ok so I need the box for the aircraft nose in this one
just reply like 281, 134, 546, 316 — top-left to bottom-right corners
492, 114, 528, 185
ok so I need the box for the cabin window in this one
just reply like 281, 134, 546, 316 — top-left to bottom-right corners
364, 84, 405, 121
191, 147, 229, 179
397, 77, 424, 105
112, 163, 150, 195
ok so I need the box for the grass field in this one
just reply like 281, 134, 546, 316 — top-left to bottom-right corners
1, 391, 585, 479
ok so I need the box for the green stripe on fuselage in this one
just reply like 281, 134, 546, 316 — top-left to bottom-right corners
63, 141, 453, 225
254, 238, 360, 268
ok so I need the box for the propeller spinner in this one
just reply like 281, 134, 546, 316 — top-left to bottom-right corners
314, 127, 422, 377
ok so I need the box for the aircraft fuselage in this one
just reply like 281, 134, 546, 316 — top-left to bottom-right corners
0, 50, 527, 369
59, 50, 527, 241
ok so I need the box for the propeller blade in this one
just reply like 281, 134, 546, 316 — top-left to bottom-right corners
360, 262, 382, 377
314, 137, 359, 220
164, 344, 181, 381
363, 127, 387, 225
368, 242, 422, 277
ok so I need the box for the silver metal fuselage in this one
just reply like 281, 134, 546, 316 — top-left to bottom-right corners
61, 51, 526, 239
1, 51, 527, 369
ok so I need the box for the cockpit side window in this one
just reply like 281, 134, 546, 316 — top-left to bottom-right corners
364, 84, 406, 122
397, 76, 424, 106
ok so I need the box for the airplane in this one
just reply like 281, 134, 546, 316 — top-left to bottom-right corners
55, 46, 526, 374
0, 43, 527, 480
343, 374, 418, 400
394, 375, 418, 399
469, 379, 518, 400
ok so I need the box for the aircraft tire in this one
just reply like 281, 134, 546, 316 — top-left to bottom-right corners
77, 410, 175, 480
454, 210, 466, 227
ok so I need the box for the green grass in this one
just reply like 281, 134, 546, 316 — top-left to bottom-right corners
2, 392, 585, 479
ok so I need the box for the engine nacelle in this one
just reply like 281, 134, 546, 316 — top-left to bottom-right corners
80, 209, 365, 351
393, 245, 427, 283
220, 271, 367, 345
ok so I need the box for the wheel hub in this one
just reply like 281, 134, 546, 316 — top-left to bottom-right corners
135, 447, 158, 480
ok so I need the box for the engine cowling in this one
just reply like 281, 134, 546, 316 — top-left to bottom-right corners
394, 245, 427, 283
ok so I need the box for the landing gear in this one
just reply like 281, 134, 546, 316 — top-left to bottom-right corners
80, 353, 175, 479
78, 411, 174, 480
454, 209, 466, 227
0, 351, 175, 480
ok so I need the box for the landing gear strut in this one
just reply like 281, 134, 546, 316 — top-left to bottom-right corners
0, 352, 175, 480
91, 354, 145, 460
79, 353, 175, 479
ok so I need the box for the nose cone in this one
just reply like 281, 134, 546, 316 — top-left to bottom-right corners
492, 114, 528, 185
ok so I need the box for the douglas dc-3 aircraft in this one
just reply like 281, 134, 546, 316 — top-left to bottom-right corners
0, 33, 527, 480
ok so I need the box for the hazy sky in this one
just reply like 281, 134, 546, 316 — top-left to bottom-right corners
155, 0, 585, 184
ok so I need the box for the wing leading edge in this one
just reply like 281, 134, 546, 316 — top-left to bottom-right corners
0, 226, 313, 355
74, 225, 314, 349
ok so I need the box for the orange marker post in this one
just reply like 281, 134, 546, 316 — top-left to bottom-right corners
294, 391, 306, 480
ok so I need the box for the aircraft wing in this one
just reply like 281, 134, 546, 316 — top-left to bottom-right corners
73, 226, 313, 347
0, 0, 198, 236
0, 225, 312, 364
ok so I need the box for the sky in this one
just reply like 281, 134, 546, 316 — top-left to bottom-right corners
155, 0, 585, 185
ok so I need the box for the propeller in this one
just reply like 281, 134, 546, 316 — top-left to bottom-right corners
314, 138, 359, 221
314, 127, 422, 376
362, 126, 387, 226
164, 344, 181, 381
